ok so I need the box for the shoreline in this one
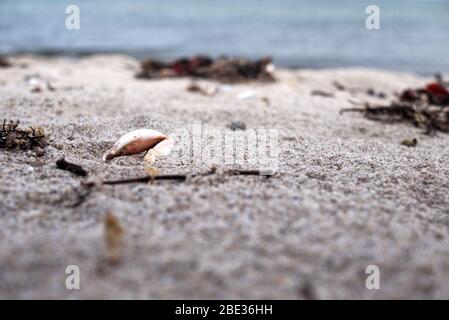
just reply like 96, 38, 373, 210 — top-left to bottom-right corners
2, 52, 447, 76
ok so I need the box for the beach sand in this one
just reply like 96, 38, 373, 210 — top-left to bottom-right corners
1, 55, 448, 299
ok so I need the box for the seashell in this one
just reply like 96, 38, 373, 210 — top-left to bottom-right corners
102, 129, 174, 163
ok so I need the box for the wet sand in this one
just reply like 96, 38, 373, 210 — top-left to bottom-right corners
1, 55, 449, 299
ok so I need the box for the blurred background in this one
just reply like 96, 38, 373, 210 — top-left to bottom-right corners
1, 0, 448, 73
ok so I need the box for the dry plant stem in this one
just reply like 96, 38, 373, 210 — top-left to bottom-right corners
66, 184, 94, 208
101, 170, 270, 185
67, 170, 271, 208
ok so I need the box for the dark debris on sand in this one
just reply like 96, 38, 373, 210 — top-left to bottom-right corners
341, 76, 449, 134
56, 157, 88, 177
136, 56, 276, 83
400, 138, 418, 147
0, 56, 11, 68
0, 120, 47, 150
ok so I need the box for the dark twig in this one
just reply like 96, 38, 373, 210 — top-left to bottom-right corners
101, 169, 272, 185
56, 157, 88, 177
102, 174, 187, 185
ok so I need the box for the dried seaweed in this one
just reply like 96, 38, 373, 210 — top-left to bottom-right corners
340, 78, 449, 134
311, 90, 334, 98
186, 82, 217, 96
102, 174, 188, 185
136, 56, 275, 83
0, 120, 47, 150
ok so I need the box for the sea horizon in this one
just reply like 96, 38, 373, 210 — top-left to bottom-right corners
1, 0, 449, 73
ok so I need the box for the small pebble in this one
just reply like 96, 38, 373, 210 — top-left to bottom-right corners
228, 121, 247, 131
401, 138, 418, 147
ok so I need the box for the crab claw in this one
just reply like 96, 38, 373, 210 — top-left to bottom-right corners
102, 129, 174, 163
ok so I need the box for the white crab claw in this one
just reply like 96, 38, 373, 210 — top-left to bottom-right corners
102, 129, 174, 163
143, 136, 175, 164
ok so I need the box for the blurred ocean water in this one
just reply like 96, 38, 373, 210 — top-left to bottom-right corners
1, 0, 448, 73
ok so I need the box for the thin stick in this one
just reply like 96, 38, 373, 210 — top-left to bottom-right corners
230, 169, 265, 176
101, 169, 272, 185
102, 174, 187, 185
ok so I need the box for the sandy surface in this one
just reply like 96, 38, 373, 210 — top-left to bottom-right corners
0, 55, 449, 299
